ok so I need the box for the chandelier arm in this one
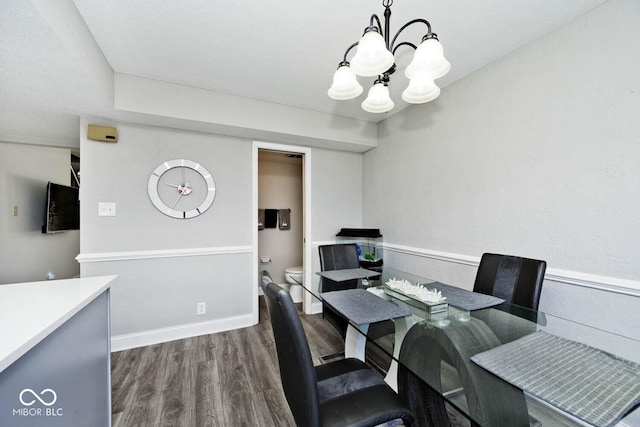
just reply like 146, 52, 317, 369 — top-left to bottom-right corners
389, 18, 433, 52
368, 14, 383, 34
391, 41, 417, 56
341, 42, 360, 63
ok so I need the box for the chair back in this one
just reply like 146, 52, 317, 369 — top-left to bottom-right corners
318, 244, 360, 293
318, 243, 360, 271
262, 281, 320, 427
317, 244, 361, 338
473, 253, 546, 310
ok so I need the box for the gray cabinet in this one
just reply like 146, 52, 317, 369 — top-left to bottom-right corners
0, 281, 112, 426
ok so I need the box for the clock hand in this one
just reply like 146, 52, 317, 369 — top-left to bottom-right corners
171, 191, 184, 209
166, 183, 181, 189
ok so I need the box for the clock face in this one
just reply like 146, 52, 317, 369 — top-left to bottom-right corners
147, 159, 216, 219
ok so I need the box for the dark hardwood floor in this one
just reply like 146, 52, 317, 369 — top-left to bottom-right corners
111, 297, 471, 427
112, 298, 342, 426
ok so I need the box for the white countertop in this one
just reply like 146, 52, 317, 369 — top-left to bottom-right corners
0, 275, 116, 373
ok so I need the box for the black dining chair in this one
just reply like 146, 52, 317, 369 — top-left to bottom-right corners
318, 244, 361, 338
318, 243, 361, 277
318, 244, 394, 366
473, 252, 546, 317
433, 254, 547, 426
262, 281, 414, 427
470, 252, 548, 358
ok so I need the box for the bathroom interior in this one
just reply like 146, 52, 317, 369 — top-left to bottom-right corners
258, 149, 304, 302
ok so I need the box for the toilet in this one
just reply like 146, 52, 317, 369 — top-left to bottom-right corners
284, 266, 303, 303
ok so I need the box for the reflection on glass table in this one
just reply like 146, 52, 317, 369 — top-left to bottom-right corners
291, 266, 640, 427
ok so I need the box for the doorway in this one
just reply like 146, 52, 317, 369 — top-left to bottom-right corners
252, 141, 312, 324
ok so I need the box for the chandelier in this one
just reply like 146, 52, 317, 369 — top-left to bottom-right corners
328, 0, 450, 113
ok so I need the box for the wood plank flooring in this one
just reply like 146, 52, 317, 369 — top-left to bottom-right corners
111, 299, 341, 426
111, 298, 485, 426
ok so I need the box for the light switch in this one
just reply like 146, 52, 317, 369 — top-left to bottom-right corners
12, 205, 18, 216
98, 202, 116, 217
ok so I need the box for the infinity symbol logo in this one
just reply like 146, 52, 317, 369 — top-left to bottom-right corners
19, 388, 57, 406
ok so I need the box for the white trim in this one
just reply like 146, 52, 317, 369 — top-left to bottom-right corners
382, 243, 478, 266
302, 148, 313, 314
382, 242, 640, 296
252, 143, 260, 325
76, 245, 252, 263
311, 240, 340, 248
543, 270, 640, 297
310, 301, 323, 315
111, 313, 255, 352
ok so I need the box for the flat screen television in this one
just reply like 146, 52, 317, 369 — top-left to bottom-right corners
42, 182, 80, 233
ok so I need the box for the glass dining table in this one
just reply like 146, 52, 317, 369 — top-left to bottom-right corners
293, 266, 640, 427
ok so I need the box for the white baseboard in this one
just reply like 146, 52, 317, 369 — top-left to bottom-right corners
310, 301, 323, 315
111, 313, 256, 352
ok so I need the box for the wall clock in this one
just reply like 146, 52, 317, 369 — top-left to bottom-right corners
147, 159, 216, 219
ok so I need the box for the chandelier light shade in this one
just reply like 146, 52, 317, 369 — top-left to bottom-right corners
401, 76, 440, 104
350, 30, 395, 77
329, 0, 450, 113
328, 63, 363, 100
405, 38, 451, 80
362, 80, 395, 113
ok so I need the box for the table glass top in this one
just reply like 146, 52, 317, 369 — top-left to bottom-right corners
296, 266, 640, 427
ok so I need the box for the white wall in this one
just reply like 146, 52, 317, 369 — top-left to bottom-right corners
115, 73, 378, 153
364, 0, 640, 339
308, 148, 364, 302
78, 119, 254, 348
78, 120, 364, 349
79, 123, 253, 253
258, 151, 303, 283
311, 148, 363, 242
0, 142, 79, 284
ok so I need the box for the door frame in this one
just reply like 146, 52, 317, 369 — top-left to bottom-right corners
252, 141, 312, 322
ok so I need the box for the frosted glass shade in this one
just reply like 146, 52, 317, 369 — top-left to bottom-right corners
328, 64, 363, 100
350, 31, 395, 77
361, 82, 394, 113
405, 38, 450, 80
402, 77, 440, 104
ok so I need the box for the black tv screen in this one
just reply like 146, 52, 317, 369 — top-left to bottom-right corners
43, 182, 80, 233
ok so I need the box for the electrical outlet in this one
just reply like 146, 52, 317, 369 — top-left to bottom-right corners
98, 202, 116, 217
197, 302, 206, 315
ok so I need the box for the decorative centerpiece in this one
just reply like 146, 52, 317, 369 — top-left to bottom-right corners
384, 278, 448, 314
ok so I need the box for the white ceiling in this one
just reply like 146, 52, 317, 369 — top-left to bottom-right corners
1, 0, 607, 147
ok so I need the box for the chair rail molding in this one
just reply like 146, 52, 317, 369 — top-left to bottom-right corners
77, 245, 253, 263
311, 240, 338, 248
382, 243, 640, 297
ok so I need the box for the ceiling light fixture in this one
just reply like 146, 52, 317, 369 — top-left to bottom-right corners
328, 0, 450, 113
